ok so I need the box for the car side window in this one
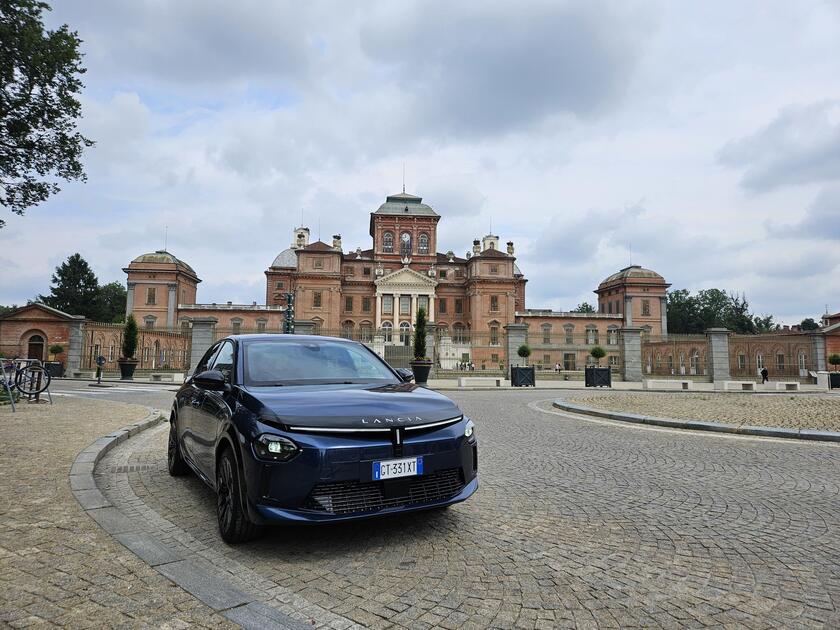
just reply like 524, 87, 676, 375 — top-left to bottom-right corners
194, 343, 221, 376
210, 341, 235, 384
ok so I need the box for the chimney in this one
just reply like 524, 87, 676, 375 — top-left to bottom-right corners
507, 241, 514, 255
472, 239, 480, 255
332, 234, 342, 250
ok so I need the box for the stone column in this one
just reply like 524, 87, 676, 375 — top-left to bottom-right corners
411, 294, 418, 326
394, 294, 400, 331
429, 295, 435, 323
66, 318, 85, 371
425, 323, 436, 373
706, 327, 731, 388
624, 296, 633, 326
811, 332, 826, 371
375, 294, 382, 330
189, 317, 218, 373
620, 327, 643, 382
126, 282, 135, 317
660, 296, 668, 336
504, 323, 528, 375
167, 283, 177, 329
293, 320, 316, 335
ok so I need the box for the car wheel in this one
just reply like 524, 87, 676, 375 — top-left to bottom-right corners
167, 419, 189, 476
216, 448, 260, 544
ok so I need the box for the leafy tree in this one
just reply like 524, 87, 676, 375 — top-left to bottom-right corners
666, 288, 777, 334
666, 289, 703, 334
571, 302, 596, 313
412, 307, 428, 360
1, 0, 93, 227
753, 314, 778, 333
590, 345, 606, 366
0, 304, 18, 315
38, 252, 99, 317
800, 318, 820, 331
121, 314, 138, 359
95, 281, 126, 323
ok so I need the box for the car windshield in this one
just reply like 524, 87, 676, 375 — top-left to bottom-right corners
243, 339, 399, 386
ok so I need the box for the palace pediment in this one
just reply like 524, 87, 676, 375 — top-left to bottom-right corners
375, 267, 438, 292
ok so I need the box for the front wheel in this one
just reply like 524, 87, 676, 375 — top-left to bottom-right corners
216, 448, 260, 544
15, 365, 50, 395
167, 420, 189, 476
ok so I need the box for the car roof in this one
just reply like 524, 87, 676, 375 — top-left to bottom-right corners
223, 334, 355, 344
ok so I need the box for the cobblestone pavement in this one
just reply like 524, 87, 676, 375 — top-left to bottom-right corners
98, 390, 840, 629
0, 397, 237, 629
562, 391, 840, 431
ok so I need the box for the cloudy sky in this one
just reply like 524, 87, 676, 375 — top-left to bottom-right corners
2, 0, 839, 323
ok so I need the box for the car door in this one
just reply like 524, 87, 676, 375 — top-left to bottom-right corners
180, 342, 222, 468
193, 340, 235, 481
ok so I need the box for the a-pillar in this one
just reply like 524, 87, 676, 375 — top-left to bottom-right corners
620, 327, 643, 382
810, 332, 826, 371
706, 327, 731, 388
504, 323, 528, 375
66, 317, 85, 371
188, 317, 218, 372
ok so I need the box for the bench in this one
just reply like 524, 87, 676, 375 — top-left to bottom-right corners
723, 381, 755, 392
643, 379, 692, 391
457, 377, 502, 388
773, 381, 800, 391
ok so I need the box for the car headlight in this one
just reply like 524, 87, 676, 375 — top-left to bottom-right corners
254, 434, 299, 461
464, 419, 475, 439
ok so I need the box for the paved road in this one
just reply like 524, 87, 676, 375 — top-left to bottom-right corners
90, 386, 840, 628
51, 379, 178, 408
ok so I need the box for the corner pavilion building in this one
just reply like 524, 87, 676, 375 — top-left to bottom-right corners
124, 191, 670, 371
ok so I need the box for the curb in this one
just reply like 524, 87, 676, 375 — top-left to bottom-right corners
69, 409, 312, 630
552, 399, 840, 443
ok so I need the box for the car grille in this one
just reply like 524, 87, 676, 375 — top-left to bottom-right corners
302, 468, 465, 515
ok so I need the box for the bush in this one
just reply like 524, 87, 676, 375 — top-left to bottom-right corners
829, 353, 840, 370
122, 314, 138, 359
49, 344, 64, 358
517, 344, 531, 366
590, 346, 606, 366
413, 307, 428, 360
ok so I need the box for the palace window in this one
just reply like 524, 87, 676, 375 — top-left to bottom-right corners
489, 325, 499, 346
490, 264, 499, 275
341, 321, 354, 339
146, 287, 156, 305
607, 327, 618, 345
543, 354, 551, 365
418, 296, 429, 314
798, 352, 807, 370
563, 353, 576, 371
542, 324, 551, 344
455, 299, 463, 314
492, 353, 500, 363
419, 233, 429, 254
609, 355, 619, 367
313, 258, 323, 269
756, 352, 765, 369
400, 232, 412, 257
345, 296, 353, 312
381, 321, 393, 342
455, 269, 464, 278
346, 266, 355, 276
439, 269, 447, 279
399, 322, 411, 345
256, 319, 267, 332
363, 267, 371, 276
607, 301, 613, 314
313, 291, 322, 308
776, 353, 785, 371
642, 299, 651, 316
275, 281, 284, 290
453, 324, 468, 344
586, 327, 598, 345
144, 315, 156, 330
564, 325, 574, 345
360, 324, 373, 342
490, 295, 499, 312
738, 353, 746, 370
399, 296, 411, 315
383, 232, 394, 253
383, 295, 393, 315
231, 319, 242, 335
362, 297, 371, 312
667, 354, 674, 372
438, 298, 447, 314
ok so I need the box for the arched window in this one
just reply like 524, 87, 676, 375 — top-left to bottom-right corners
667, 354, 674, 373
359, 322, 372, 342
399, 322, 411, 345
689, 349, 700, 375
418, 233, 429, 254
756, 352, 764, 370
381, 321, 393, 343
453, 324, 467, 344
27, 334, 45, 361
798, 352, 807, 370
341, 321, 354, 339
400, 232, 412, 258
383, 231, 394, 253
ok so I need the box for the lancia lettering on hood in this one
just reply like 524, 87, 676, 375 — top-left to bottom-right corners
361, 416, 423, 425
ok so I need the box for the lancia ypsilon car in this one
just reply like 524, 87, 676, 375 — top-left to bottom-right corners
168, 335, 478, 543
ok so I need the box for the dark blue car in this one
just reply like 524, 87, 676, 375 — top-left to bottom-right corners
168, 335, 478, 543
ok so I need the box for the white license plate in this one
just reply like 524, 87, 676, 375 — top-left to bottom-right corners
372, 456, 423, 481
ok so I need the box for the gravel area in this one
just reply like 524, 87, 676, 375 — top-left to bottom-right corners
563, 391, 840, 431
0, 396, 236, 629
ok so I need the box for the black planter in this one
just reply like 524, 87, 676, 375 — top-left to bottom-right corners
584, 366, 612, 387
410, 360, 432, 385
44, 361, 64, 378
510, 366, 535, 387
830, 372, 840, 389
118, 359, 138, 380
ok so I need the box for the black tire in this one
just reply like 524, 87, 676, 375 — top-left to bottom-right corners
15, 365, 50, 395
216, 448, 260, 544
167, 419, 190, 476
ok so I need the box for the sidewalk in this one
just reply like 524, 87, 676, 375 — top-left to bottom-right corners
0, 397, 235, 628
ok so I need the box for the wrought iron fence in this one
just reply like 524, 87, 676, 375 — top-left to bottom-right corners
82, 322, 191, 371
519, 332, 623, 373
730, 334, 814, 380
640, 334, 710, 378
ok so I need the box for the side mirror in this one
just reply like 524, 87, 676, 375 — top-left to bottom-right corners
395, 368, 414, 382
193, 369, 227, 391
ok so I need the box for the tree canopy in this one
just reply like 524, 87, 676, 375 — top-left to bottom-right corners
37, 253, 126, 321
1, 0, 93, 227
571, 302, 596, 313
800, 318, 820, 331
666, 289, 777, 334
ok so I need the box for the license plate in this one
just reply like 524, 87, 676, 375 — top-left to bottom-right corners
373, 456, 423, 481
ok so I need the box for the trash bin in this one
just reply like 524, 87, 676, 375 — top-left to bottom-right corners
44, 361, 64, 378
510, 366, 535, 387
584, 366, 611, 387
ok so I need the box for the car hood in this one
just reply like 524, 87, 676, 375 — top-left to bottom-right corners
241, 383, 463, 430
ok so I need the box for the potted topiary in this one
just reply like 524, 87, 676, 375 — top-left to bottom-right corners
45, 344, 65, 377
829, 354, 840, 390
511, 344, 535, 386
409, 307, 432, 385
585, 345, 611, 387
118, 314, 139, 380
830, 353, 840, 371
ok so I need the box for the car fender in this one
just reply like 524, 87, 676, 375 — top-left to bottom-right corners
215, 413, 258, 521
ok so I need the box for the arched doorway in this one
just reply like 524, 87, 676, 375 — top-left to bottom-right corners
27, 334, 45, 361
